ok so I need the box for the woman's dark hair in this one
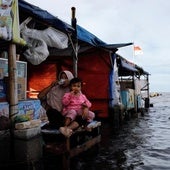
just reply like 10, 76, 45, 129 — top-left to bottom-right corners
70, 77, 82, 85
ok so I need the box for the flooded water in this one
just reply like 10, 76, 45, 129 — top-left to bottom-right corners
70, 92, 170, 170
1, 92, 170, 170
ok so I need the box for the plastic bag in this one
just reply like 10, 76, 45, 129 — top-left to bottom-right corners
23, 37, 49, 65
21, 25, 68, 49
21, 24, 69, 65
40, 27, 68, 49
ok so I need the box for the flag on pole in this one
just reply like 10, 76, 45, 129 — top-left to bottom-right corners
134, 46, 143, 55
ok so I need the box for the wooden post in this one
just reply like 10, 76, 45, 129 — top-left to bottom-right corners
71, 7, 78, 77
146, 74, 150, 107
62, 138, 71, 170
8, 44, 18, 123
133, 75, 138, 114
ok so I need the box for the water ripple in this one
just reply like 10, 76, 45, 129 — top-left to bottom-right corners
70, 93, 170, 170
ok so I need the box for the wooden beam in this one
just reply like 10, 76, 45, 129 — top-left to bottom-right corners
69, 135, 101, 158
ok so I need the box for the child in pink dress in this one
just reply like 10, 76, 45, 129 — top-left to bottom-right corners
59, 77, 95, 137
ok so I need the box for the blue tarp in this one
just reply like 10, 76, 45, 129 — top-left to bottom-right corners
77, 25, 133, 50
118, 56, 149, 75
120, 59, 138, 72
77, 25, 106, 46
18, 0, 73, 33
19, 0, 132, 50
116, 55, 140, 76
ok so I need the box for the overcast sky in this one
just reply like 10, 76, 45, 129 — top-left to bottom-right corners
25, 0, 170, 93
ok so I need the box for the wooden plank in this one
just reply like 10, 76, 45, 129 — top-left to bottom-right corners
41, 128, 60, 135
62, 134, 101, 170
43, 126, 101, 169
69, 135, 101, 157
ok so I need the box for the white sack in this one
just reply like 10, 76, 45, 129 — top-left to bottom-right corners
20, 24, 69, 65
21, 26, 68, 49
41, 27, 68, 49
23, 37, 49, 65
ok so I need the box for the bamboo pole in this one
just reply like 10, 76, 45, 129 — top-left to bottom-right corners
8, 43, 18, 123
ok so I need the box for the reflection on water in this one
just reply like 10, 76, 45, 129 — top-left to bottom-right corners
70, 92, 170, 170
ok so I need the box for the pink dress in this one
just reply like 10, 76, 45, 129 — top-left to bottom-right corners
62, 92, 95, 122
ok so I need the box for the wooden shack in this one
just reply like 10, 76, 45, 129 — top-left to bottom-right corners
0, 0, 150, 169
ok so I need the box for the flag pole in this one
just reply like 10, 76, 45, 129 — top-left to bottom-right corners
132, 41, 135, 63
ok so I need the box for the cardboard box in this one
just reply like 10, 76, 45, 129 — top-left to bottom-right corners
0, 59, 27, 101
4, 77, 27, 101
0, 102, 9, 117
0, 68, 4, 79
17, 77, 26, 100
0, 79, 7, 102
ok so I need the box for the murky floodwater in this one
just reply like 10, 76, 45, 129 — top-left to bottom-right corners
70, 92, 170, 170
1, 93, 169, 170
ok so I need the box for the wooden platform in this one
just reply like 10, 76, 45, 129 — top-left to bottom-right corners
41, 121, 101, 169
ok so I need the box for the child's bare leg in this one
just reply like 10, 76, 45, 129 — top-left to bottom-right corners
64, 117, 71, 126
59, 117, 73, 137
59, 127, 73, 137
67, 121, 79, 130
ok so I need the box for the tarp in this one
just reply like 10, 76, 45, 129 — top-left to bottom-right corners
19, 0, 133, 51
120, 59, 138, 72
116, 55, 139, 76
60, 49, 112, 118
18, 0, 73, 33
135, 65, 150, 75
77, 25, 133, 51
